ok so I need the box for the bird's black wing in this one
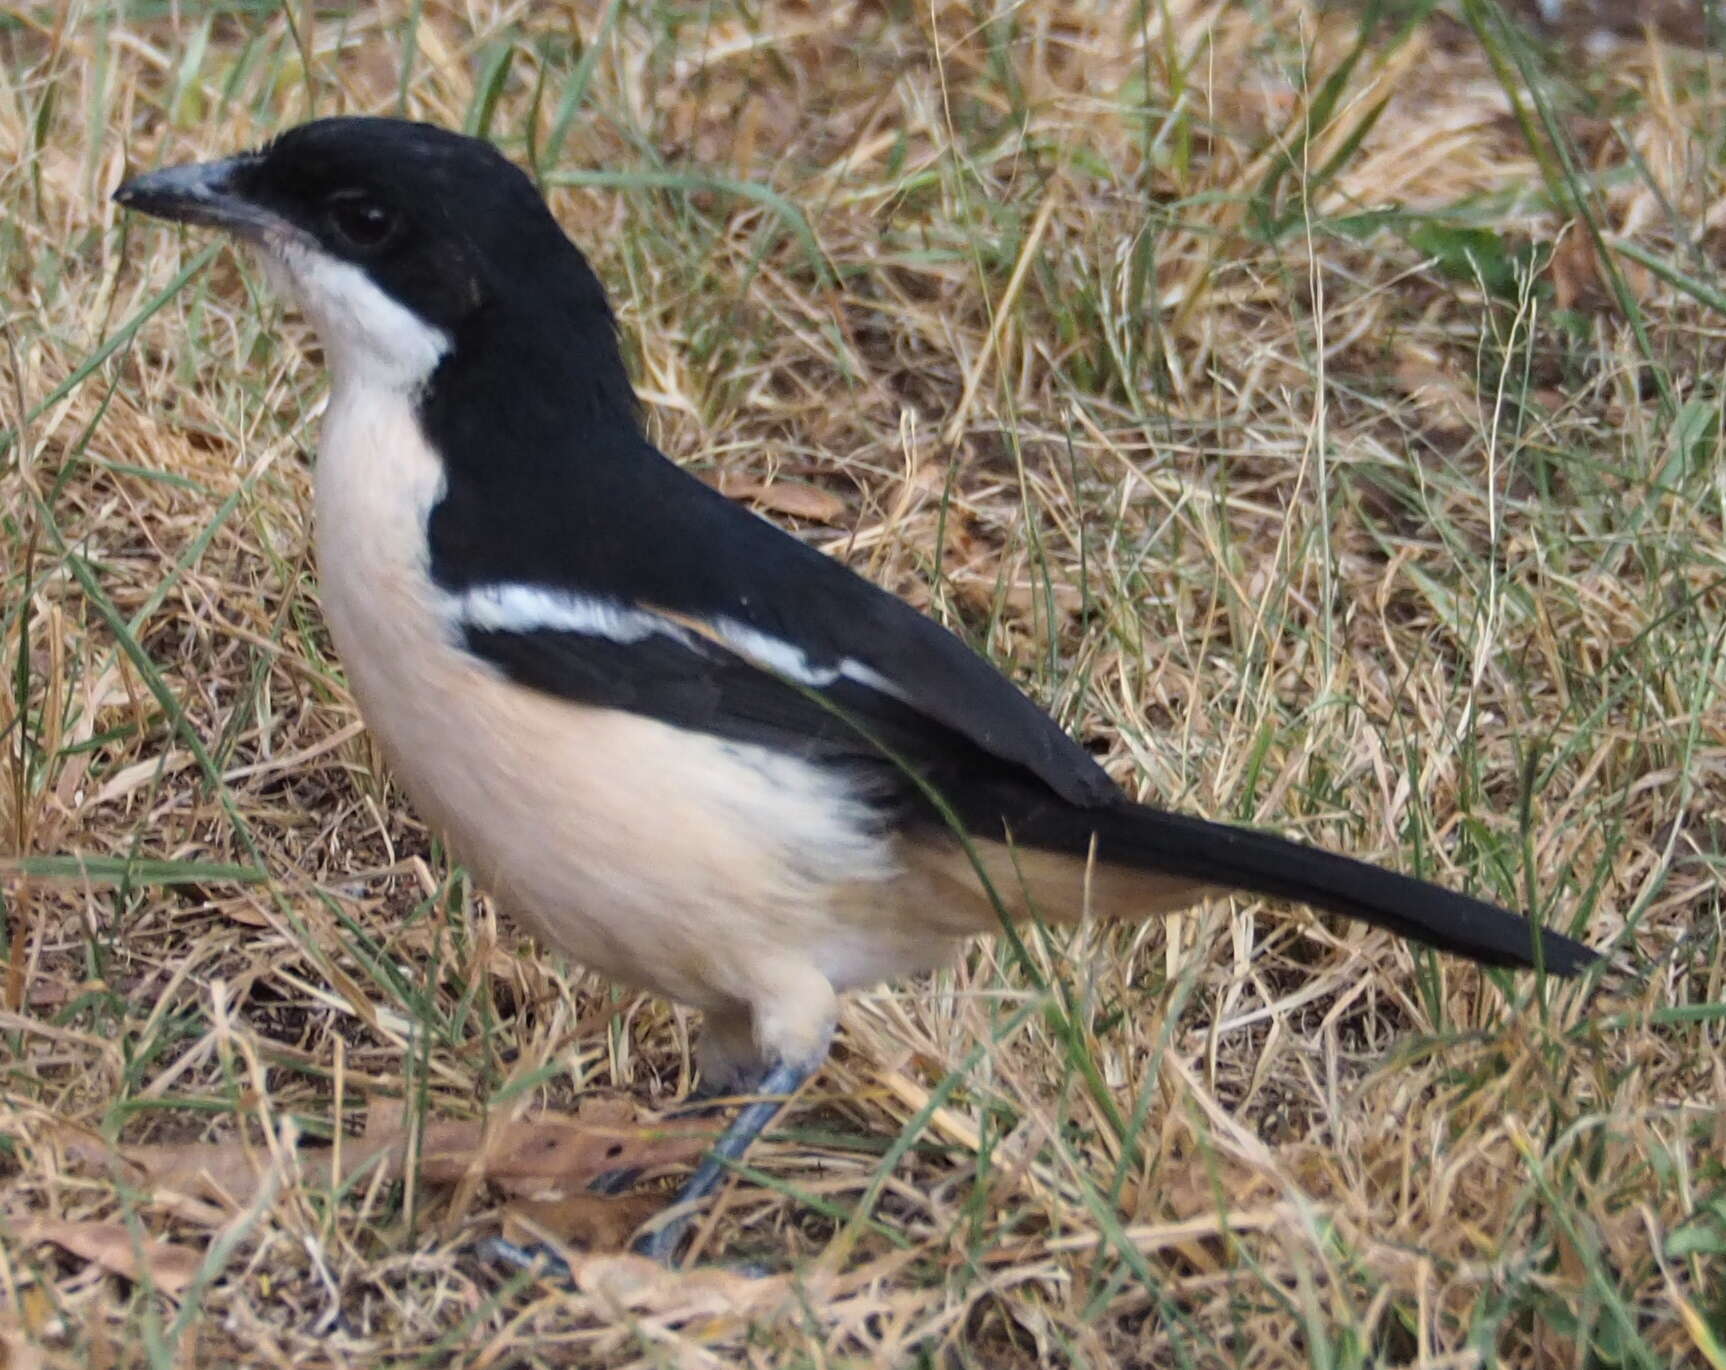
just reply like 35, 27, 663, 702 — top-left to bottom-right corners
428, 434, 1118, 808
460, 611, 998, 787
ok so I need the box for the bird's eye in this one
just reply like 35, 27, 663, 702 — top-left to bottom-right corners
324, 191, 400, 253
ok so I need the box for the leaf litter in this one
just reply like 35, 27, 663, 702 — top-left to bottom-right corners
32, 1097, 715, 1296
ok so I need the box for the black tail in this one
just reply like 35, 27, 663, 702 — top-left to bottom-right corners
972, 792, 1598, 975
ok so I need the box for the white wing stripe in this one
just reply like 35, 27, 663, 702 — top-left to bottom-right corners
839, 658, 910, 701
446, 584, 894, 697
453, 583, 672, 644
710, 618, 837, 687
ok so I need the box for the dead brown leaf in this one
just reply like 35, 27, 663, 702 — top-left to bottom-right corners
955, 574, 1084, 621
561, 1251, 790, 1319
502, 1192, 661, 1252
709, 473, 848, 524
1393, 349, 1476, 432
62, 1127, 270, 1209
23, 1220, 200, 1296
217, 902, 272, 929
69, 1098, 713, 1209
415, 1097, 715, 1191
1549, 225, 1651, 315
1550, 228, 1602, 313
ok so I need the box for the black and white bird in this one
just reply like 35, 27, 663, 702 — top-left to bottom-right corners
115, 117, 1597, 1263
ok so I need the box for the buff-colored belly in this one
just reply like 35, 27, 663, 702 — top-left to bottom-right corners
336, 624, 912, 1009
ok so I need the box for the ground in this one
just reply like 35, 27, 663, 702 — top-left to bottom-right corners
0, 2, 1722, 1367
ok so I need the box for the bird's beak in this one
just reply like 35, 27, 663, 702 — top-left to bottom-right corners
113, 155, 279, 238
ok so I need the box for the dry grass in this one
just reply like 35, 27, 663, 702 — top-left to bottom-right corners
2, 1, 1723, 1365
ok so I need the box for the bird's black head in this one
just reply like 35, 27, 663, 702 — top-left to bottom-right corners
116, 117, 632, 413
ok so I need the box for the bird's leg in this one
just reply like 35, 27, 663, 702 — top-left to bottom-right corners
635, 968, 835, 1263
632, 1056, 814, 1264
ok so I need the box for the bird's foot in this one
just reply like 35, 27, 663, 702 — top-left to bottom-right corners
631, 1058, 814, 1265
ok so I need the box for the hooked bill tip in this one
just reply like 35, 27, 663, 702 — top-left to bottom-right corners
111, 156, 272, 235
